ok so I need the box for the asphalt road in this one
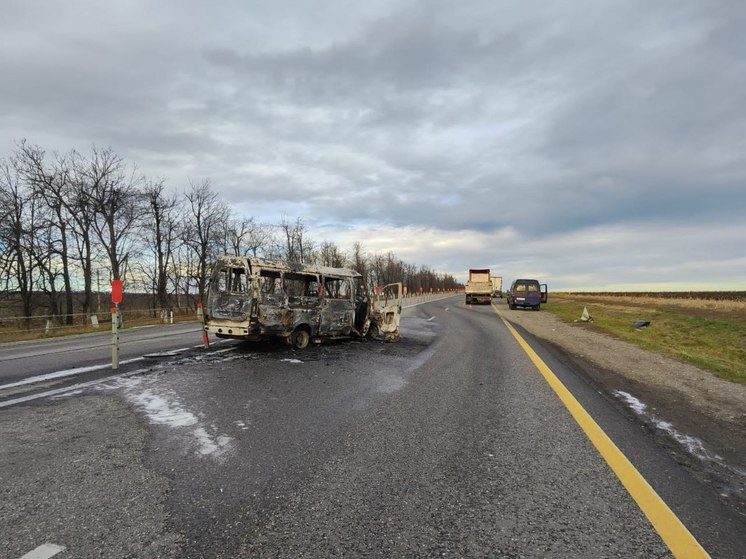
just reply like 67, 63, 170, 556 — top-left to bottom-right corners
0, 321, 204, 385
1, 296, 743, 558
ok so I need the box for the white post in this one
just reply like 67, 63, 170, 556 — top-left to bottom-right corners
170, 310, 174, 324
111, 305, 119, 370
197, 303, 209, 348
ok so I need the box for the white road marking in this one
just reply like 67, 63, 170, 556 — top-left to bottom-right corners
0, 368, 151, 408
0, 357, 146, 391
403, 294, 458, 309
0, 324, 201, 362
0, 341, 233, 394
20, 544, 66, 559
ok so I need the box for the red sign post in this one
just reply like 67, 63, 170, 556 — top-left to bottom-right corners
111, 279, 123, 304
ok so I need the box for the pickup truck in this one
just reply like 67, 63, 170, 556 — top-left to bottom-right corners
465, 269, 493, 304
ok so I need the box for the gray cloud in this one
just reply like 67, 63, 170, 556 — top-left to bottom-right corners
1, 0, 744, 287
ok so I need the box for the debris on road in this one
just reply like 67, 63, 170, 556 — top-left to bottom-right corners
633, 320, 651, 329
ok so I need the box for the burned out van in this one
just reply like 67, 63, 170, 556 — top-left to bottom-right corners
204, 256, 402, 348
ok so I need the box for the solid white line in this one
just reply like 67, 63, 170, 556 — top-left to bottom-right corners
0, 368, 150, 409
20, 544, 66, 559
0, 357, 146, 391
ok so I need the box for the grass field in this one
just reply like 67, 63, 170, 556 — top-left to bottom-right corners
544, 293, 746, 384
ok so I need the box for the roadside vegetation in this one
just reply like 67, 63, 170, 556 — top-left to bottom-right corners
0, 140, 461, 341
544, 293, 746, 384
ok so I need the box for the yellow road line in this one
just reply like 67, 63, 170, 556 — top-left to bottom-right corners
492, 304, 709, 559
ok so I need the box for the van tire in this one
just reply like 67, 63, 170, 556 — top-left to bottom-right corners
291, 327, 310, 349
368, 322, 380, 339
508, 303, 516, 310
533, 305, 540, 311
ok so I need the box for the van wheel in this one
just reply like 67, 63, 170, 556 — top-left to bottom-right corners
368, 322, 380, 339
533, 305, 540, 311
291, 328, 310, 349
509, 303, 516, 310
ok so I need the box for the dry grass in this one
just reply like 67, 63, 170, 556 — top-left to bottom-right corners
0, 314, 197, 343
545, 293, 746, 384
556, 293, 746, 315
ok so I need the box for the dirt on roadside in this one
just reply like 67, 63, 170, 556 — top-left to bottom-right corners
0, 396, 184, 558
496, 299, 746, 510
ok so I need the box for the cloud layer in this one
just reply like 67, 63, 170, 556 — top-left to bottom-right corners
1, 0, 744, 287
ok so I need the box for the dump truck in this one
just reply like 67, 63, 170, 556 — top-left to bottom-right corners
465, 269, 493, 304
204, 256, 402, 348
490, 275, 503, 298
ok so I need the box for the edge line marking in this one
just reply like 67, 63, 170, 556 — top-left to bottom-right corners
492, 304, 709, 559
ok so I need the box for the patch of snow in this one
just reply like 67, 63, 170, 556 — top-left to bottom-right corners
193, 428, 233, 457
652, 419, 723, 463
130, 390, 198, 427
613, 390, 647, 415
612, 390, 744, 477
280, 358, 303, 364
99, 377, 234, 460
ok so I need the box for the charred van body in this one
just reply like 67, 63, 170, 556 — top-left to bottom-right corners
204, 256, 402, 348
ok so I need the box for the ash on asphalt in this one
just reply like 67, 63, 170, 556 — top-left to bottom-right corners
91, 315, 443, 557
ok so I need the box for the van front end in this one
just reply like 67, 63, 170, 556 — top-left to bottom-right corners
205, 257, 259, 340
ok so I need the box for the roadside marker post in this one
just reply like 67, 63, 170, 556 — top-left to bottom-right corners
111, 279, 123, 371
197, 303, 210, 348
111, 305, 119, 370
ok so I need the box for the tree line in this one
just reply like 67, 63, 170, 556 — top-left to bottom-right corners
0, 141, 460, 323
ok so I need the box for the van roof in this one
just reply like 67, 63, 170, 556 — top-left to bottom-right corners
216, 255, 362, 279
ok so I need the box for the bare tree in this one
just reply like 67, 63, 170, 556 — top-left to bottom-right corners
184, 178, 228, 303
225, 216, 271, 257
318, 241, 346, 268
278, 216, 314, 264
80, 146, 143, 280
15, 141, 77, 323
0, 158, 41, 326
68, 150, 99, 314
143, 180, 179, 310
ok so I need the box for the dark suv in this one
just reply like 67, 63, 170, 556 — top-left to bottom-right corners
507, 279, 548, 311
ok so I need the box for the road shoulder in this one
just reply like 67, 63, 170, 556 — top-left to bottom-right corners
496, 300, 746, 514
0, 395, 183, 558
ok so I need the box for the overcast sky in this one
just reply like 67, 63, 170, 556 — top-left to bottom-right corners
2, 0, 744, 288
